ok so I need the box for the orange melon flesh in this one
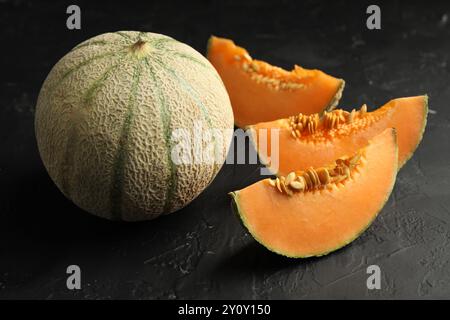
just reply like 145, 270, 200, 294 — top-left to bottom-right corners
207, 36, 345, 128
230, 129, 398, 258
250, 95, 427, 176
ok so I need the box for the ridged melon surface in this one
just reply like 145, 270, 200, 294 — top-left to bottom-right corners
35, 31, 234, 221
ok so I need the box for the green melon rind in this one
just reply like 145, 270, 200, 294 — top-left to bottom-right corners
116, 31, 134, 40
397, 95, 428, 169
229, 129, 398, 258
47, 50, 123, 95
110, 61, 143, 220
59, 53, 129, 198
168, 50, 215, 71
71, 40, 111, 53
143, 57, 177, 215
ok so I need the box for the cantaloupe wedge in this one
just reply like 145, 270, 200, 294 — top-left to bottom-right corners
249, 95, 427, 176
230, 129, 398, 258
207, 36, 345, 128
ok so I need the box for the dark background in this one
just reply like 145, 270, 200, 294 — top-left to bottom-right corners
1, 0, 450, 299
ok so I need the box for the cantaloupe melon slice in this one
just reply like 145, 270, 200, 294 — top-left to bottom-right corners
250, 95, 427, 176
207, 36, 345, 128
230, 129, 398, 258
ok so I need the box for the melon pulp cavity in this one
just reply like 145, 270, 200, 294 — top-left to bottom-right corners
35, 31, 234, 221
207, 36, 345, 128
250, 95, 427, 176
230, 129, 398, 258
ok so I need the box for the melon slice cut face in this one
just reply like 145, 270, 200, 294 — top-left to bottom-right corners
230, 129, 398, 258
207, 36, 345, 128
250, 95, 427, 176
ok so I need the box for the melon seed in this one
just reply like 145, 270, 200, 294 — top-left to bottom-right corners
243, 53, 252, 61
360, 104, 367, 114
275, 178, 282, 193
291, 130, 297, 138
317, 168, 331, 185
250, 62, 260, 72
290, 180, 304, 190
348, 109, 356, 123
285, 172, 296, 185
303, 171, 313, 189
280, 177, 293, 195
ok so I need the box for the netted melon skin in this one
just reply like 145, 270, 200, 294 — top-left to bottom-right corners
35, 31, 234, 221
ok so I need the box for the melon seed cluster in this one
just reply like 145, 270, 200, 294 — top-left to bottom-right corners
288, 104, 368, 138
268, 152, 362, 195
234, 54, 305, 91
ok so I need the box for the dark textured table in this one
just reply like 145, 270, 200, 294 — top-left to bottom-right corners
1, 0, 450, 299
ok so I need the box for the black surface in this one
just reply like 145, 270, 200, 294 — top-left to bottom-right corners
1, 0, 450, 299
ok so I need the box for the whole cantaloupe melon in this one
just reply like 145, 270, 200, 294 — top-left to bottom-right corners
35, 31, 234, 221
